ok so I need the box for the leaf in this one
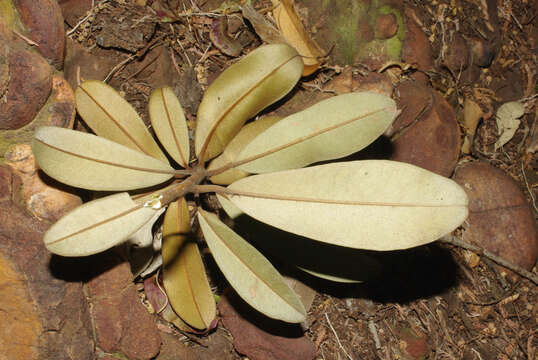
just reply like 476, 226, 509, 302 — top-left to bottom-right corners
236, 92, 398, 173
127, 208, 166, 278
216, 194, 244, 219
197, 209, 306, 323
271, 0, 325, 76
298, 267, 362, 284
195, 43, 303, 161
227, 160, 469, 251
241, 4, 286, 44
32, 126, 174, 191
494, 101, 525, 150
208, 116, 281, 185
461, 98, 483, 154
44, 192, 158, 256
75, 80, 168, 162
149, 87, 190, 168
209, 17, 243, 57
162, 199, 216, 330
283, 275, 316, 311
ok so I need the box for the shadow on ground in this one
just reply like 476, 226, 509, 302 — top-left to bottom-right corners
230, 211, 459, 305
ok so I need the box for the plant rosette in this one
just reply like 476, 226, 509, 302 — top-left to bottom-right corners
32, 43, 468, 331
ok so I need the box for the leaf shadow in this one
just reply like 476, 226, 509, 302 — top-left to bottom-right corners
227, 212, 459, 304
313, 133, 395, 166
221, 286, 307, 338
49, 248, 125, 283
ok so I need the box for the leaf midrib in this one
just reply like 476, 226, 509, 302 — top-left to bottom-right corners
208, 107, 390, 176
79, 85, 149, 156
160, 89, 188, 167
46, 204, 143, 245
35, 138, 175, 175
201, 212, 304, 317
228, 189, 468, 208
177, 201, 208, 328
198, 53, 300, 159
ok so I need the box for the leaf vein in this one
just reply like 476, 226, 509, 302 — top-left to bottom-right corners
202, 213, 303, 315
35, 138, 175, 175
79, 86, 149, 156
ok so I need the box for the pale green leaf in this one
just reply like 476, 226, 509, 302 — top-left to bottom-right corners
227, 160, 469, 251
44, 192, 158, 256
216, 194, 244, 219
283, 275, 316, 311
298, 267, 362, 283
75, 80, 168, 162
162, 199, 216, 330
32, 126, 174, 191
227, 211, 382, 283
236, 92, 398, 173
197, 209, 306, 323
149, 87, 190, 167
209, 116, 281, 184
195, 43, 303, 161
127, 208, 165, 278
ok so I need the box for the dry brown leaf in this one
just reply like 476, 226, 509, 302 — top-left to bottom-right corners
461, 98, 483, 154
271, 0, 324, 76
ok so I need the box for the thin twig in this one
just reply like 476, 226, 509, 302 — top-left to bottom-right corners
104, 54, 136, 82
154, 268, 169, 314
12, 29, 39, 46
192, 184, 227, 194
368, 319, 381, 349
521, 161, 537, 213
66, 0, 107, 36
440, 235, 538, 284
324, 313, 353, 360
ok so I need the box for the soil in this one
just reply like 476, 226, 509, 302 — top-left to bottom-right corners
8, 0, 538, 359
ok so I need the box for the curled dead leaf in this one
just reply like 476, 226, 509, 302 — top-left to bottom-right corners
271, 0, 324, 76
461, 98, 483, 154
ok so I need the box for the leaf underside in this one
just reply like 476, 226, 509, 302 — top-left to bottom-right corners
32, 126, 174, 191
198, 210, 306, 323
149, 87, 190, 168
228, 160, 469, 251
209, 115, 281, 185
237, 92, 398, 173
162, 199, 216, 330
75, 80, 168, 162
195, 43, 303, 161
44, 192, 157, 256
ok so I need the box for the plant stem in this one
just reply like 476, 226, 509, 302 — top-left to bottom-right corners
440, 235, 538, 285
160, 167, 206, 206
134, 167, 207, 208
174, 169, 193, 177
192, 184, 228, 194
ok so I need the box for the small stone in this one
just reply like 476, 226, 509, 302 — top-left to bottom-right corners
453, 162, 538, 280
375, 13, 398, 39
0, 42, 52, 130
391, 81, 461, 177
13, 0, 65, 68
396, 325, 429, 360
